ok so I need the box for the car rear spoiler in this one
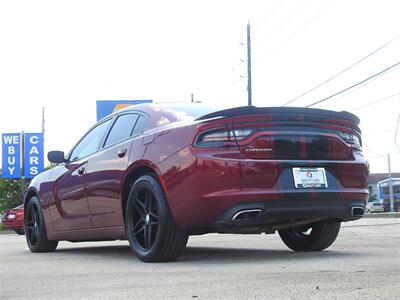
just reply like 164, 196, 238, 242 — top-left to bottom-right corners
196, 106, 360, 125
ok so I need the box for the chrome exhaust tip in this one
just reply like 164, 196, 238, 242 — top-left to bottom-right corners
232, 209, 262, 221
351, 206, 365, 217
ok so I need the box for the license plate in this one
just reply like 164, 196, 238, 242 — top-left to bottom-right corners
7, 214, 16, 219
292, 167, 328, 188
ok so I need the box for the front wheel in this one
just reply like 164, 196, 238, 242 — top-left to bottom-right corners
126, 174, 188, 262
25, 197, 58, 252
278, 220, 341, 251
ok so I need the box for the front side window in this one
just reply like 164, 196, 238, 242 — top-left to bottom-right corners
104, 114, 139, 147
69, 119, 112, 161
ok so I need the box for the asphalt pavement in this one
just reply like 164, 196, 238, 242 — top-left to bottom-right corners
1, 218, 399, 299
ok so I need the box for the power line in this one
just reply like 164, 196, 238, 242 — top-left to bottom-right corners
351, 92, 400, 111
254, 0, 285, 29
254, 0, 308, 50
283, 34, 400, 106
395, 112, 400, 151
305, 62, 400, 107
255, 0, 336, 67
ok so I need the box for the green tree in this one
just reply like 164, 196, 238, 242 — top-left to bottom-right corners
0, 166, 52, 212
0, 173, 30, 212
368, 193, 377, 202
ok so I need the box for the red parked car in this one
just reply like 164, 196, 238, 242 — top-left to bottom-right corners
2, 204, 25, 235
24, 104, 369, 262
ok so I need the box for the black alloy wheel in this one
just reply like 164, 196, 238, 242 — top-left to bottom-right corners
126, 174, 188, 262
25, 197, 58, 252
26, 203, 41, 245
131, 187, 159, 251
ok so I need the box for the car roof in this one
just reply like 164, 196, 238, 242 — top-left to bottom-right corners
107, 102, 228, 119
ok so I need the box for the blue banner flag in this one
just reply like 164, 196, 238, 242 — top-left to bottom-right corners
24, 133, 44, 178
2, 133, 21, 178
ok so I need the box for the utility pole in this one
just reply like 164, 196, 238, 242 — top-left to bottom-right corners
247, 22, 252, 106
20, 132, 26, 200
42, 107, 45, 134
387, 153, 394, 212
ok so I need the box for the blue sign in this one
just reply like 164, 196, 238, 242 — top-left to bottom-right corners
96, 100, 153, 121
2, 133, 21, 178
24, 133, 44, 178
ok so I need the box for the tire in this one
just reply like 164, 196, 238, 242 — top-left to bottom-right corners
14, 228, 25, 235
126, 174, 188, 262
278, 220, 341, 252
25, 196, 58, 252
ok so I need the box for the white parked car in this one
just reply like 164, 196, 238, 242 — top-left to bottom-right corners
366, 201, 384, 213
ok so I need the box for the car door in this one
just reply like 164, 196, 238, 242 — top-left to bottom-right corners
85, 113, 146, 227
51, 118, 113, 231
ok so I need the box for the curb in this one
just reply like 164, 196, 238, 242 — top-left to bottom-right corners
0, 230, 15, 235
363, 212, 400, 218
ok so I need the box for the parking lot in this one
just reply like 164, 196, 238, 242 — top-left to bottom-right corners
0, 218, 399, 299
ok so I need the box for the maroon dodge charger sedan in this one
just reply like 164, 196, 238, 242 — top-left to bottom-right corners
24, 103, 369, 262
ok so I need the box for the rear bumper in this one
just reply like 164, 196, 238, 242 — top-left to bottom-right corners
368, 207, 384, 213
178, 188, 368, 231
2, 219, 24, 229
160, 147, 369, 229
212, 196, 366, 233
165, 165, 368, 228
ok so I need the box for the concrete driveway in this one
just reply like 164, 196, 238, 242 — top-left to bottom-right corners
0, 218, 399, 299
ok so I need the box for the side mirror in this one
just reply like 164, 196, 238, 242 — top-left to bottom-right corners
47, 151, 66, 164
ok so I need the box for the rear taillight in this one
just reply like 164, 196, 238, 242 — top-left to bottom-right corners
193, 124, 360, 161
339, 132, 362, 149
193, 128, 253, 148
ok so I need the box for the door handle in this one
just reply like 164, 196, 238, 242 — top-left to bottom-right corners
117, 149, 127, 158
78, 167, 85, 175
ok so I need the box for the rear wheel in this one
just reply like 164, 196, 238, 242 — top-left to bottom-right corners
14, 228, 25, 235
278, 220, 341, 251
126, 174, 188, 262
25, 197, 58, 252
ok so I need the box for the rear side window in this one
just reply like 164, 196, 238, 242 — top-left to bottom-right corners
131, 116, 147, 136
104, 114, 139, 147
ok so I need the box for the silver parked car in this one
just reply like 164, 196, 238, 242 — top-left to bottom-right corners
366, 201, 384, 213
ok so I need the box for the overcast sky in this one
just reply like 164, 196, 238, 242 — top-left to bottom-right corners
0, 0, 399, 173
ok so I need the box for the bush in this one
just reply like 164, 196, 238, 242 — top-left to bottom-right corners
0, 177, 30, 212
